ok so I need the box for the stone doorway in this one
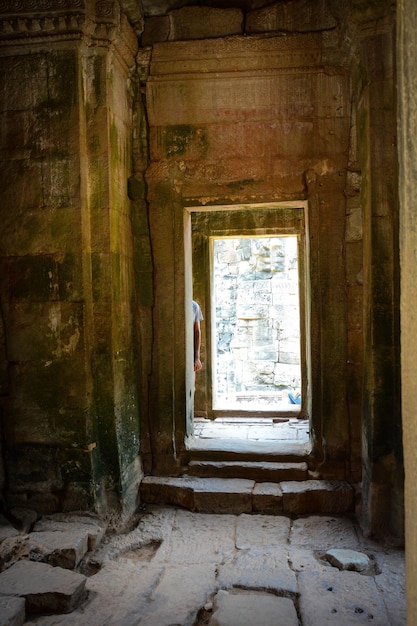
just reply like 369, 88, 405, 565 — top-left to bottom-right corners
189, 203, 310, 446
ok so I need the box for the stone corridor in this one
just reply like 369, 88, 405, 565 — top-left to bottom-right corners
0, 506, 405, 625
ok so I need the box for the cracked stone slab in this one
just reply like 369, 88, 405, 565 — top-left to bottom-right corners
290, 516, 360, 550
217, 547, 298, 596
165, 509, 236, 564
236, 513, 290, 550
210, 589, 299, 626
0, 595, 25, 626
28, 530, 89, 569
326, 548, 371, 572
33, 513, 105, 551
298, 568, 390, 625
0, 561, 87, 614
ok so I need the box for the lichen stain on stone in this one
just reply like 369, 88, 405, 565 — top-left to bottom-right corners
48, 304, 81, 357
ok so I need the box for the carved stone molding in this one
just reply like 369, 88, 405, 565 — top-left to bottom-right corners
0, 0, 137, 55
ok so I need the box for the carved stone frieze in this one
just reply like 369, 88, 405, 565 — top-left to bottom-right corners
0, 0, 137, 57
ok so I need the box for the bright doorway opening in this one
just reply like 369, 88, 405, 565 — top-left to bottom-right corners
211, 236, 301, 412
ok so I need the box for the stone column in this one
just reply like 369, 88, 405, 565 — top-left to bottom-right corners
356, 14, 403, 540
0, 0, 141, 517
398, 0, 417, 619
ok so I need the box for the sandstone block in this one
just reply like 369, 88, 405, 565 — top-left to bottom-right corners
236, 513, 290, 550
140, 476, 195, 509
193, 478, 254, 514
0, 561, 86, 614
247, 0, 337, 34
33, 513, 105, 550
252, 482, 283, 514
170, 7, 243, 41
326, 548, 371, 572
0, 595, 25, 626
281, 480, 354, 514
290, 516, 360, 550
210, 589, 298, 626
142, 16, 170, 45
28, 530, 89, 569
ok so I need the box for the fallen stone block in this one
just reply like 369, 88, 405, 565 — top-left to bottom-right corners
0, 560, 87, 614
210, 589, 299, 626
0, 516, 19, 543
140, 476, 195, 510
281, 480, 354, 515
28, 530, 89, 569
326, 548, 371, 572
0, 536, 29, 573
33, 513, 105, 551
0, 595, 25, 626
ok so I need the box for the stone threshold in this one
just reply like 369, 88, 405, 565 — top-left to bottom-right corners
186, 436, 311, 462
140, 476, 354, 516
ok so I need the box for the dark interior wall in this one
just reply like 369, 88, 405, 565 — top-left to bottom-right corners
0, 3, 141, 518
0, 0, 403, 541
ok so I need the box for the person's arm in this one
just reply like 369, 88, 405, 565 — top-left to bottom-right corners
194, 320, 202, 371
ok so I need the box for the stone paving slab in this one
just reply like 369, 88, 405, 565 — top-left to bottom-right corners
33, 513, 105, 551
0, 595, 25, 626
165, 509, 236, 564
217, 547, 298, 596
140, 563, 216, 626
0, 561, 87, 614
235, 513, 290, 549
298, 568, 390, 625
290, 515, 360, 550
28, 530, 89, 569
209, 589, 299, 626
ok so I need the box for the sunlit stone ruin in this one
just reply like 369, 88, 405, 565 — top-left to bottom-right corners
0, 0, 416, 623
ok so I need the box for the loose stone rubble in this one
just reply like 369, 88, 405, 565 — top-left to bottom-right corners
0, 506, 406, 625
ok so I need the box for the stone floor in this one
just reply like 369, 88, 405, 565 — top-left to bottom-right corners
193, 417, 310, 444
0, 505, 406, 625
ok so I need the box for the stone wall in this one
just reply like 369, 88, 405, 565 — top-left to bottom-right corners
0, 1, 141, 517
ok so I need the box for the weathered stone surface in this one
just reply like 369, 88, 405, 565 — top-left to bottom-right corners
210, 589, 299, 626
290, 516, 360, 550
0, 595, 25, 626
142, 15, 170, 45
28, 530, 89, 569
33, 513, 105, 551
0, 561, 87, 614
217, 548, 298, 596
188, 460, 307, 482
326, 548, 371, 572
235, 513, 290, 550
252, 482, 283, 514
247, 0, 337, 34
0, 516, 19, 542
164, 509, 236, 565
169, 7, 243, 41
8, 508, 37, 534
140, 563, 216, 626
140, 476, 195, 509
0, 536, 29, 573
281, 480, 354, 514
193, 478, 254, 514
298, 568, 390, 625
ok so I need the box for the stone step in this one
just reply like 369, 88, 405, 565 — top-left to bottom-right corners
187, 459, 308, 482
140, 476, 354, 515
